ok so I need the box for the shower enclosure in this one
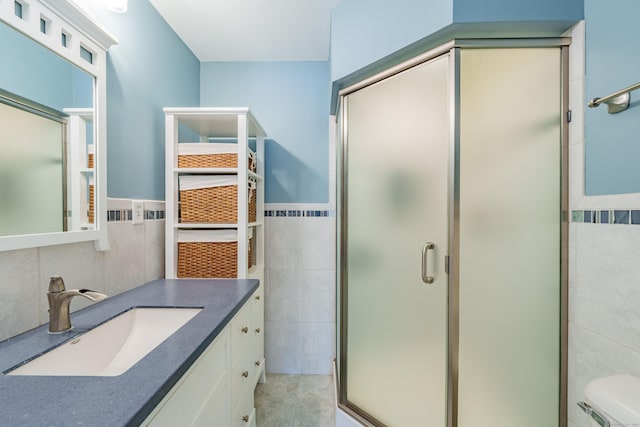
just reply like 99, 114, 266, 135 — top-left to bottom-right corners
337, 40, 569, 427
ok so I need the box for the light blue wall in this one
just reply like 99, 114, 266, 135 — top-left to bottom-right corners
83, 0, 200, 200
200, 62, 330, 204
330, 0, 452, 81
584, 0, 640, 195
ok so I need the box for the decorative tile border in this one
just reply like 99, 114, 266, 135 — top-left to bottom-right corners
107, 209, 335, 222
264, 210, 336, 218
107, 210, 165, 222
107, 210, 132, 222
144, 210, 166, 220
572, 209, 640, 225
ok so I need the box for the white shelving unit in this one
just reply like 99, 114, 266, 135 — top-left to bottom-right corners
64, 108, 95, 231
164, 107, 265, 281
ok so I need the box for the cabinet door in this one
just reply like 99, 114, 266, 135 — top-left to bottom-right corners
342, 53, 450, 426
192, 378, 229, 427
144, 329, 230, 427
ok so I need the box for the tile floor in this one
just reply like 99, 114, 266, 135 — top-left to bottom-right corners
255, 374, 335, 427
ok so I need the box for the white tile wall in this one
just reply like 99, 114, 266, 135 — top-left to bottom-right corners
104, 220, 146, 296
0, 199, 165, 342
268, 268, 302, 323
568, 223, 640, 426
144, 200, 166, 283
264, 215, 337, 376
301, 322, 335, 374
265, 321, 302, 374
0, 249, 39, 340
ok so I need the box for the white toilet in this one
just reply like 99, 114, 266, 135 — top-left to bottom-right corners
579, 374, 640, 427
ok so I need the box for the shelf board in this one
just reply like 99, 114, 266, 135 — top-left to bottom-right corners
248, 171, 263, 181
174, 223, 238, 229
173, 168, 263, 179
173, 168, 264, 181
174, 168, 238, 174
175, 223, 264, 228
163, 107, 266, 138
247, 265, 265, 278
80, 168, 94, 174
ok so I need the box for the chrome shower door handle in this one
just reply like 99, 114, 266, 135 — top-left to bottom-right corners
422, 242, 435, 284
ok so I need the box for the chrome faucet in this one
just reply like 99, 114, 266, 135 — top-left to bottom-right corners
47, 276, 107, 333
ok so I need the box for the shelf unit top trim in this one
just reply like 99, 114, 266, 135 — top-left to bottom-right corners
164, 107, 266, 138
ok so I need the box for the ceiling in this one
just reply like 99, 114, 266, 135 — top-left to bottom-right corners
148, 0, 343, 62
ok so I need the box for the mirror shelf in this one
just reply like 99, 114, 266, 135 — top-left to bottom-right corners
0, 0, 117, 252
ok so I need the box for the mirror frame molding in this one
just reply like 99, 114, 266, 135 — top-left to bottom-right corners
0, 0, 117, 251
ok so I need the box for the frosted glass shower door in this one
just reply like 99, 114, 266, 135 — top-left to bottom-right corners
344, 54, 450, 426
457, 48, 562, 427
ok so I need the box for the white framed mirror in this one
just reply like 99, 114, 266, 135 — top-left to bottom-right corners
0, 0, 116, 251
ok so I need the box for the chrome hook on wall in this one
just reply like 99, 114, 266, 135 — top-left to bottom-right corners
588, 81, 640, 114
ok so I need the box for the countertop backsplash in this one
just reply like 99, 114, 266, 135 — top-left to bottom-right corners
0, 198, 165, 343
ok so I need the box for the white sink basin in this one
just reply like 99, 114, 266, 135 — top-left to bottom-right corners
8, 307, 202, 377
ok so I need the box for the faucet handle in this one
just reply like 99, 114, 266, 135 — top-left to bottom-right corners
48, 276, 66, 293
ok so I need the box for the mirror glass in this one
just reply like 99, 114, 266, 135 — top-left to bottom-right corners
0, 20, 95, 237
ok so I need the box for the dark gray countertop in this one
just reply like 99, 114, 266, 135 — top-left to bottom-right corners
0, 278, 259, 426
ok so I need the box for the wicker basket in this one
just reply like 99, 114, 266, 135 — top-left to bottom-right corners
87, 145, 94, 169
180, 176, 257, 224
248, 228, 255, 268
178, 143, 257, 172
88, 184, 95, 224
248, 178, 257, 223
177, 230, 253, 278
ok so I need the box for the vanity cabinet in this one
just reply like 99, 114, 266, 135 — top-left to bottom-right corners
143, 286, 265, 427
164, 107, 265, 282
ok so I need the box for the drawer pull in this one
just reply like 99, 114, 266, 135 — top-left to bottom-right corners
255, 295, 261, 300
255, 360, 261, 366
255, 328, 261, 333
241, 326, 249, 333
242, 370, 249, 378
242, 415, 249, 423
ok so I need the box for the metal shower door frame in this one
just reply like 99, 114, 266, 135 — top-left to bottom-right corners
337, 38, 570, 427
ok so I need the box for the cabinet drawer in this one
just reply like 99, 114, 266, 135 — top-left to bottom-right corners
230, 300, 253, 365
231, 346, 253, 413
232, 388, 256, 427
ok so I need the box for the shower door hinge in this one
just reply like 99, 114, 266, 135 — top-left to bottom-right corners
567, 110, 572, 123
444, 255, 450, 274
